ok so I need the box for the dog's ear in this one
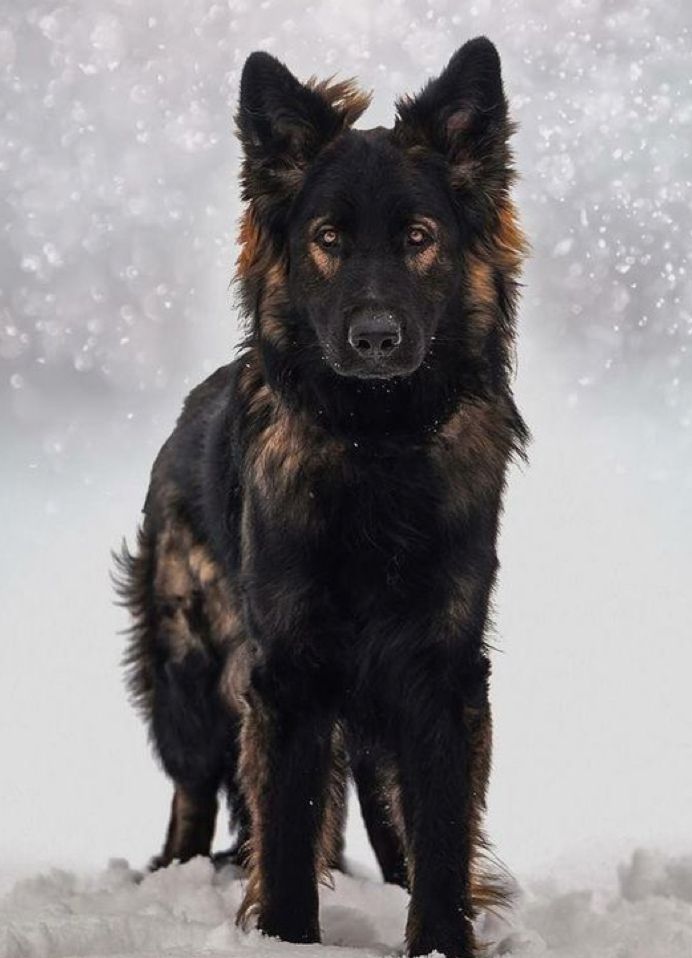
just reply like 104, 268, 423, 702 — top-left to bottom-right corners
238, 52, 341, 169
237, 52, 370, 216
393, 37, 512, 206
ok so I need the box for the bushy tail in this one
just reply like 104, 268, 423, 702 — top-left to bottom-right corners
111, 526, 156, 719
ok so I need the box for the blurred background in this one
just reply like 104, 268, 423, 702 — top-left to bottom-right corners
1, 0, 690, 888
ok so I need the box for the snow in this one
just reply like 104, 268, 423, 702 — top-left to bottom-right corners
3, 851, 692, 958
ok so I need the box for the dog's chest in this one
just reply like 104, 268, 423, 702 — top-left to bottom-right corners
338, 449, 442, 555
243, 404, 509, 604
319, 441, 468, 603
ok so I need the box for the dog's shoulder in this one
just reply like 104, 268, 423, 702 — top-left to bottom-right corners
142, 359, 245, 532
177, 361, 239, 430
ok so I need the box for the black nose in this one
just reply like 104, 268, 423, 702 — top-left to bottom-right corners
347, 311, 402, 360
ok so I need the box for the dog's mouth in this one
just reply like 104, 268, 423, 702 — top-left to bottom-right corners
328, 353, 424, 380
323, 342, 426, 380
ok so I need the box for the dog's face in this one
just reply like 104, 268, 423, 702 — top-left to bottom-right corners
287, 131, 462, 379
237, 39, 514, 382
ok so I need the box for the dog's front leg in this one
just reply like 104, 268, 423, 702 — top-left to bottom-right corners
237, 653, 335, 944
398, 651, 492, 958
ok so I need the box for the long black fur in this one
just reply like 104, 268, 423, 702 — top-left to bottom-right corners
117, 37, 528, 958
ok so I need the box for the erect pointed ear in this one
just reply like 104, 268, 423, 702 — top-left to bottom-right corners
236, 51, 370, 217
393, 37, 512, 203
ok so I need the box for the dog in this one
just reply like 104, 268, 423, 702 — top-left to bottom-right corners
114, 36, 528, 958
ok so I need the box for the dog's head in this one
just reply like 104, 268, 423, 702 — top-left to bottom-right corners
236, 39, 524, 384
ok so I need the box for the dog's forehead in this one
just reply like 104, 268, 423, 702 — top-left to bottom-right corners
325, 126, 399, 168
304, 128, 408, 199
355, 125, 391, 143
297, 128, 451, 226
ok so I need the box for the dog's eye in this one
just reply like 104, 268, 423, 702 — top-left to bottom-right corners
316, 226, 340, 249
406, 225, 430, 247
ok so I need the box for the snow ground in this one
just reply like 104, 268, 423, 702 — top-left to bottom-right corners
3, 850, 692, 958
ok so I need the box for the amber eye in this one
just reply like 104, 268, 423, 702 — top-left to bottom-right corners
316, 226, 340, 249
407, 224, 429, 247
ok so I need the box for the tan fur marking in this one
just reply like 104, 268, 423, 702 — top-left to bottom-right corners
237, 353, 273, 421
431, 401, 512, 518
408, 242, 439, 274
259, 260, 290, 346
306, 75, 372, 126
153, 519, 241, 660
437, 401, 510, 464
221, 639, 253, 718
452, 197, 527, 371
161, 785, 218, 864
237, 354, 314, 508
236, 207, 265, 282
155, 524, 193, 601
236, 700, 271, 929
235, 210, 290, 346
170, 787, 205, 845
466, 704, 512, 917
309, 242, 339, 279
462, 251, 497, 338
253, 415, 304, 495
445, 570, 485, 628
494, 200, 529, 276
248, 382, 272, 420
466, 253, 496, 309
153, 523, 200, 661
316, 725, 348, 884
249, 405, 344, 514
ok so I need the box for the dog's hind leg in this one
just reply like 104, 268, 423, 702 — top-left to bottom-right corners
352, 754, 408, 888
148, 648, 233, 868
116, 520, 241, 870
318, 723, 348, 875
154, 782, 219, 869
209, 725, 253, 870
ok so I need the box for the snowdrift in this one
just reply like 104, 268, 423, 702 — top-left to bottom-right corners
3, 850, 692, 958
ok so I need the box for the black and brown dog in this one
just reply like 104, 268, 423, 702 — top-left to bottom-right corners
115, 36, 528, 958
